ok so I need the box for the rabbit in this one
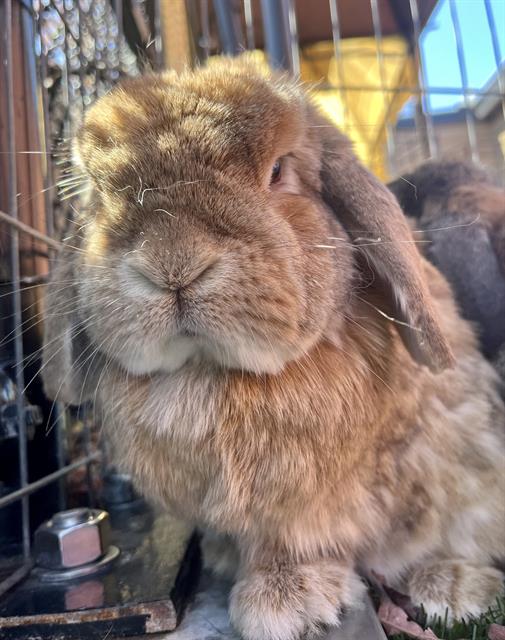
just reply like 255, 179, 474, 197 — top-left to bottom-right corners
389, 161, 505, 380
42, 58, 505, 640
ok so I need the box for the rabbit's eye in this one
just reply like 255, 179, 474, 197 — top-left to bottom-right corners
270, 159, 282, 185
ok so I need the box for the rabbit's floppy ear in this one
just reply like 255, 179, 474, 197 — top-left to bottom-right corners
42, 242, 100, 405
314, 113, 454, 372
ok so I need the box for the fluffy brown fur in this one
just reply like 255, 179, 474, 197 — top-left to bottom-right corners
42, 59, 505, 640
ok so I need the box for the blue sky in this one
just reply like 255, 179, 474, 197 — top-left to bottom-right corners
406, 0, 505, 115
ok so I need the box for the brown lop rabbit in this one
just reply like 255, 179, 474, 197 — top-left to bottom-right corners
42, 58, 505, 640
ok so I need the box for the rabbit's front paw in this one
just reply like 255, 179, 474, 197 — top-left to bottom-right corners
229, 559, 364, 640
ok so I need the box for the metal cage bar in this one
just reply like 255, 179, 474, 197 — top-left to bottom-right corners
448, 0, 480, 164
328, 0, 350, 134
0, 453, 101, 511
243, 0, 255, 50
484, 0, 505, 123
0, 0, 142, 599
408, 0, 438, 158
2, 0, 31, 563
370, 0, 397, 173
260, 0, 294, 71
200, 0, 212, 59
213, 0, 242, 55
286, 0, 301, 78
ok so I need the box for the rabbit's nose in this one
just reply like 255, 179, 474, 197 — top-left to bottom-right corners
124, 255, 218, 296
166, 258, 218, 292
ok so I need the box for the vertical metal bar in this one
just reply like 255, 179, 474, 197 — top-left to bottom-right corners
260, 0, 291, 71
370, 0, 396, 174
408, 0, 438, 158
77, 3, 86, 114
448, 0, 480, 164
329, 0, 350, 133
36, 8, 67, 511
3, 0, 31, 560
61, 1, 71, 136
112, 0, 125, 80
412, 100, 429, 166
39, 53, 56, 241
484, 0, 505, 123
82, 406, 96, 507
92, 0, 101, 98
113, 0, 124, 41
286, 0, 300, 78
213, 0, 241, 55
200, 0, 211, 60
55, 405, 67, 511
243, 0, 255, 50
153, 0, 163, 69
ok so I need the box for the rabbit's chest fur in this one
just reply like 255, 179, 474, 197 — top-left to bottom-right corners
100, 304, 505, 568
101, 337, 398, 534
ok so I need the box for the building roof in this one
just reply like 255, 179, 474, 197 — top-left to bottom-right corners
473, 64, 505, 120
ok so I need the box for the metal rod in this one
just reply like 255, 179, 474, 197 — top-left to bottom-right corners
113, 0, 123, 39
54, 404, 67, 512
77, 3, 86, 115
3, 0, 31, 562
153, 0, 163, 70
0, 562, 34, 600
286, 0, 300, 78
0, 453, 102, 510
39, 46, 56, 243
213, 0, 241, 55
412, 100, 429, 164
448, 0, 480, 164
0, 209, 63, 250
243, 0, 255, 50
370, 0, 396, 174
260, 0, 291, 71
81, 406, 96, 507
408, 0, 438, 158
329, 0, 350, 133
60, 1, 71, 114
200, 0, 211, 59
484, 0, 505, 123
315, 84, 505, 96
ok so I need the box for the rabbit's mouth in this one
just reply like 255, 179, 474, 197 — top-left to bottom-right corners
106, 324, 300, 378
179, 328, 198, 338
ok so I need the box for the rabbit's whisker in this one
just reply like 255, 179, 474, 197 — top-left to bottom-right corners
355, 295, 422, 333
412, 214, 481, 234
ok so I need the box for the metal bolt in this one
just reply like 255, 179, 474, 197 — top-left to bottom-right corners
52, 508, 92, 528
34, 508, 113, 572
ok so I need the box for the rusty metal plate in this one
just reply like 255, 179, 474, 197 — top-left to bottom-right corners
0, 510, 201, 639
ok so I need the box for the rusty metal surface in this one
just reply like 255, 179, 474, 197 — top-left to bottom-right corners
0, 511, 201, 639
0, 600, 177, 639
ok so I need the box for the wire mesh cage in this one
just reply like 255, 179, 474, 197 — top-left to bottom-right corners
0, 0, 164, 599
0, 0, 504, 613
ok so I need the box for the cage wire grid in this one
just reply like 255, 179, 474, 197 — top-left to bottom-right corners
0, 0, 504, 602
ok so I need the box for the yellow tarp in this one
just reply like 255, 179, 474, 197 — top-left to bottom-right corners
208, 36, 416, 180
303, 37, 416, 180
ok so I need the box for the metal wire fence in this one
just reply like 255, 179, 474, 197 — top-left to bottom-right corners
187, 0, 504, 178
0, 0, 504, 603
0, 0, 162, 598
